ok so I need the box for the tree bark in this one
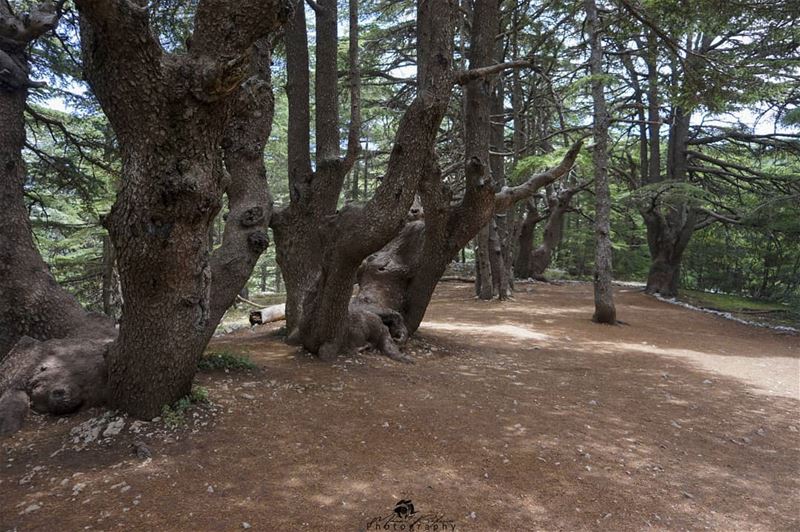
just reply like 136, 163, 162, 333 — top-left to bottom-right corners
643, 203, 697, 297
585, 0, 616, 324
0, 2, 113, 360
273, 0, 457, 360
513, 199, 543, 279
76, 0, 290, 417
0, 2, 118, 434
528, 184, 584, 278
475, 225, 494, 299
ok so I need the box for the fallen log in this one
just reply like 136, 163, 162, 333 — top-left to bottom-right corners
249, 304, 286, 326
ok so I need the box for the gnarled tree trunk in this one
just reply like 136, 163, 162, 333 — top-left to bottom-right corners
0, 2, 117, 434
75, 0, 289, 417
272, 0, 456, 360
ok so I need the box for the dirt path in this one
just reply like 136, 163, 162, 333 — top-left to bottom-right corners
2, 283, 798, 531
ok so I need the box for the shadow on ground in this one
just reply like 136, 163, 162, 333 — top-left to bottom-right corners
1, 283, 798, 531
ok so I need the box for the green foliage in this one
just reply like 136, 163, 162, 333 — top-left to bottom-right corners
198, 351, 257, 371
161, 386, 210, 429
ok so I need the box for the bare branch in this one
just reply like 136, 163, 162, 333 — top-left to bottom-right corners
455, 59, 533, 85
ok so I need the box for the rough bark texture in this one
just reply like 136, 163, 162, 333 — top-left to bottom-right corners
528, 184, 585, 278
75, 0, 290, 417
640, 106, 695, 297
632, 32, 709, 298
0, 2, 117, 434
355, 139, 582, 357
585, 0, 616, 324
0, 336, 111, 435
272, 0, 456, 360
467, 0, 500, 301
513, 199, 545, 279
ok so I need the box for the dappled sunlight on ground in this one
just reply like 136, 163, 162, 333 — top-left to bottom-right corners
1, 282, 798, 531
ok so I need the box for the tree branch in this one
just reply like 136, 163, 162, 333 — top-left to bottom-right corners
341, 0, 361, 173
454, 59, 533, 85
494, 141, 583, 212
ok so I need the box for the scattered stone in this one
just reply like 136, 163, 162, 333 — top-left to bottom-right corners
133, 441, 152, 459
682, 491, 694, 499
22, 503, 42, 514
73, 482, 87, 495
670, 421, 682, 429
240, 394, 255, 400
588, 400, 598, 406
469, 512, 477, 519
103, 418, 125, 437
242, 522, 252, 529
207, 485, 215, 493
702, 379, 712, 385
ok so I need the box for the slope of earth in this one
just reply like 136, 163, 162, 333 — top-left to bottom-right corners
1, 282, 798, 531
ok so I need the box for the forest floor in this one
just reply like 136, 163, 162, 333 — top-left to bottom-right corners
2, 283, 799, 531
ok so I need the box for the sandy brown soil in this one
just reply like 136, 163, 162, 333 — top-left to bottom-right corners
2, 283, 799, 531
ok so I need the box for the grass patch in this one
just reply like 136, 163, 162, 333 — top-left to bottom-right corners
679, 289, 789, 313
198, 350, 257, 371
161, 386, 210, 429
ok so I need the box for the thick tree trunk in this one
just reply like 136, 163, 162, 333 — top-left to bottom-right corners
643, 206, 696, 297
76, 1, 289, 417
585, 0, 616, 324
355, 141, 583, 344
274, 0, 456, 360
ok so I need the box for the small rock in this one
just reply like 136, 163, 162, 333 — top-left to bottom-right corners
103, 418, 125, 437
702, 379, 712, 385
207, 485, 215, 493
469, 512, 477, 519
670, 421, 682, 429
382, 422, 389, 428
682, 491, 694, 499
242, 523, 252, 529
240, 394, 255, 400
588, 400, 598, 406
133, 441, 152, 459
22, 503, 42, 514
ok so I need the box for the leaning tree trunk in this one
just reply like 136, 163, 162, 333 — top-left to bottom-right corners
0, 7, 113, 360
513, 199, 543, 279
527, 183, 584, 278
355, 141, 583, 344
